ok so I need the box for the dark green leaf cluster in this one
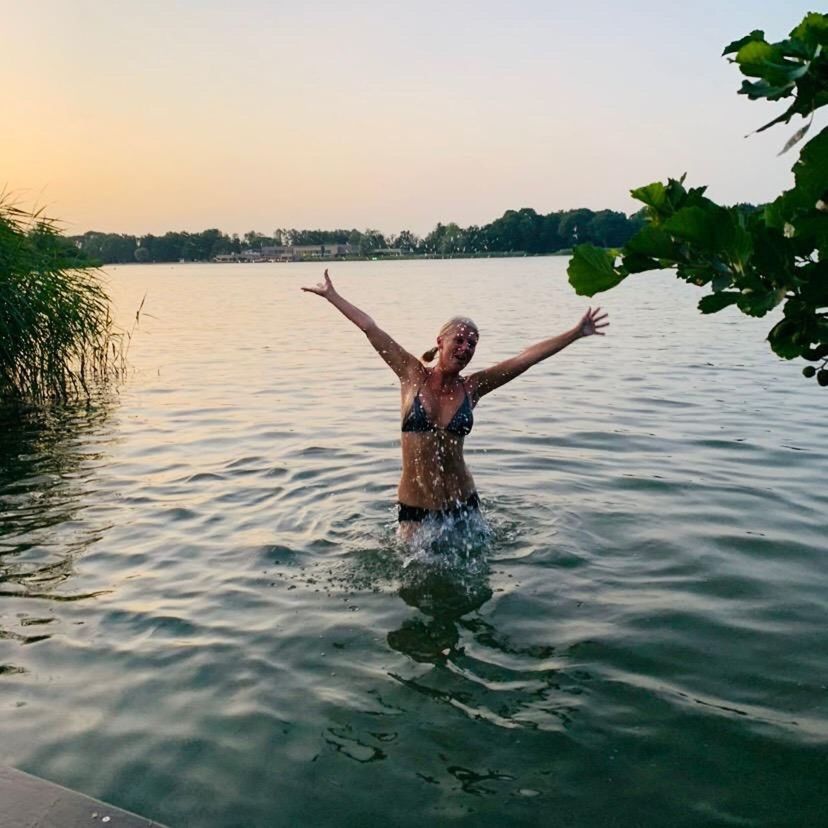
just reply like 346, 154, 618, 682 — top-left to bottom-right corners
0, 201, 119, 402
567, 12, 828, 387
723, 13, 828, 150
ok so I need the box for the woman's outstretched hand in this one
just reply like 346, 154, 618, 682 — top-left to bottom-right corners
301, 269, 337, 299
577, 307, 609, 337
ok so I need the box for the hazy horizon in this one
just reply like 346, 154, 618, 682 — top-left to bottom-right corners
3, 1, 818, 237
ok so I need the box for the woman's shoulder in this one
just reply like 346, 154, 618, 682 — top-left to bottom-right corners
463, 372, 484, 405
401, 362, 429, 390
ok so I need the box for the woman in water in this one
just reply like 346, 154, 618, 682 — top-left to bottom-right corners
302, 270, 608, 539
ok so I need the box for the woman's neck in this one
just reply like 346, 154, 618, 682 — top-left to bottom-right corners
429, 366, 461, 392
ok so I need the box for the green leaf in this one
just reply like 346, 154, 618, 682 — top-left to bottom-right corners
790, 13, 828, 49
799, 262, 828, 307
675, 264, 713, 287
783, 297, 809, 319
621, 250, 662, 274
736, 288, 786, 317
751, 223, 796, 277
764, 195, 793, 229
767, 318, 802, 358
766, 128, 828, 236
792, 127, 828, 203
752, 102, 799, 132
630, 182, 668, 213
663, 206, 721, 247
662, 205, 753, 263
779, 120, 812, 155
739, 78, 797, 102
735, 41, 784, 78
789, 213, 828, 257
711, 272, 734, 292
567, 244, 624, 296
699, 292, 740, 313
625, 224, 679, 260
663, 177, 691, 209
776, 37, 814, 60
803, 344, 828, 361
723, 30, 765, 56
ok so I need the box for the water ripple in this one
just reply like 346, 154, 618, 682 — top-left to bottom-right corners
1, 261, 827, 827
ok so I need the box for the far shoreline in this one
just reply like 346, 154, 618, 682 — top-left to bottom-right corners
104, 250, 575, 266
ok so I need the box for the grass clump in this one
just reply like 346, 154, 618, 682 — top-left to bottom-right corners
0, 198, 120, 402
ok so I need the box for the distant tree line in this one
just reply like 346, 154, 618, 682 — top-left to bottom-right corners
68, 206, 662, 264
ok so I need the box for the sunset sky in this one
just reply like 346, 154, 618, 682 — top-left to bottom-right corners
2, 1, 817, 237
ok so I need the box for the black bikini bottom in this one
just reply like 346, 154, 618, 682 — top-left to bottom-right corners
397, 492, 480, 523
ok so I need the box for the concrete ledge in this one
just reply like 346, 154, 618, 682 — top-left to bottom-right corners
0, 766, 165, 828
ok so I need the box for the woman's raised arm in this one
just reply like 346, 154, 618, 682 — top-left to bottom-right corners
301, 270, 422, 381
467, 307, 608, 400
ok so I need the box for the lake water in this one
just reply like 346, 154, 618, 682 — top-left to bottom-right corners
1, 258, 826, 827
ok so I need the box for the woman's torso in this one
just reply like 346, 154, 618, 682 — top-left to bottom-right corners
397, 373, 477, 510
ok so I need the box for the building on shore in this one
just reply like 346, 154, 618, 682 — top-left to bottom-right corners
214, 243, 352, 263
213, 251, 263, 263
372, 248, 403, 257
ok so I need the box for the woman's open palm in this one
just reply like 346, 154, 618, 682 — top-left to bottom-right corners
301, 269, 336, 298
578, 307, 609, 337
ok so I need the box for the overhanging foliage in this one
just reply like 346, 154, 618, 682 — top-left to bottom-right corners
567, 12, 828, 387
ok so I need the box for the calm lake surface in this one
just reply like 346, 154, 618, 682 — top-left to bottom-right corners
1, 258, 826, 827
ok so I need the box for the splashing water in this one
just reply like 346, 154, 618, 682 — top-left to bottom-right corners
397, 506, 492, 572
386, 508, 494, 664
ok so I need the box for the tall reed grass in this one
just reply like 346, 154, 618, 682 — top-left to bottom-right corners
0, 199, 120, 402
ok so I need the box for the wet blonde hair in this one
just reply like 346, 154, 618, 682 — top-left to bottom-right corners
421, 316, 479, 363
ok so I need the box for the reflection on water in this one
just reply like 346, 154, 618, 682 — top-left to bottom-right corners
0, 397, 115, 656
1, 261, 827, 828
390, 516, 493, 663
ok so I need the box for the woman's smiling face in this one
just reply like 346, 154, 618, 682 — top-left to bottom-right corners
437, 323, 479, 372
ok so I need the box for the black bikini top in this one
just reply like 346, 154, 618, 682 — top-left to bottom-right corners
401, 385, 474, 437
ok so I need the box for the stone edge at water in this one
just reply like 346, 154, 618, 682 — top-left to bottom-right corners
0, 765, 166, 828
